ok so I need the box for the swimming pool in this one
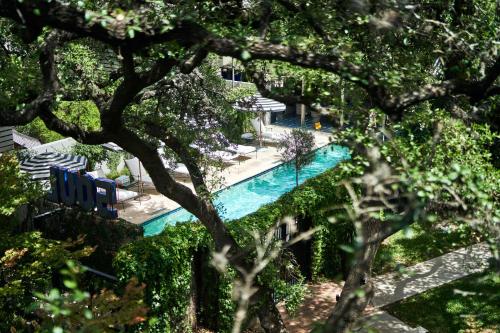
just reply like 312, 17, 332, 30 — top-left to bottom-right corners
142, 144, 350, 236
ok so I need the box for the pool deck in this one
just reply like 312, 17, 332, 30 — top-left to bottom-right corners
118, 127, 333, 225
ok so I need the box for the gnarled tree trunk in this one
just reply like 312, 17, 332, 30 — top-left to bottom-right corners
256, 288, 288, 333
321, 219, 383, 333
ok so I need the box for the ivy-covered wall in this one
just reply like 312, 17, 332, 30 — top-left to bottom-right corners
113, 223, 234, 333
113, 163, 357, 332
230, 164, 356, 281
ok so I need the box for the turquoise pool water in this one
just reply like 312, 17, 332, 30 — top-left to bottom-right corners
142, 144, 350, 236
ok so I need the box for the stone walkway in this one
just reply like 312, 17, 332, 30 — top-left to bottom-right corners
278, 282, 344, 333
371, 242, 491, 308
354, 311, 427, 333
280, 242, 492, 333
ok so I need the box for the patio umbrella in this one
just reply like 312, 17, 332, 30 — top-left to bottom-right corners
234, 94, 286, 113
234, 94, 286, 146
20, 151, 88, 180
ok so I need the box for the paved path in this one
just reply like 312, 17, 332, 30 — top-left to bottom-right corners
354, 311, 427, 333
371, 242, 491, 307
280, 242, 492, 333
354, 242, 491, 332
278, 282, 344, 333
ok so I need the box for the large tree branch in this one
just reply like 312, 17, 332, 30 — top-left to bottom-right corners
3, 1, 498, 124
38, 108, 109, 144
0, 1, 210, 50
385, 56, 500, 117
139, 119, 259, 268
101, 54, 179, 129
179, 47, 209, 74
0, 1, 376, 91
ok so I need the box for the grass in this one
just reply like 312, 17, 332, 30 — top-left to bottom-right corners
372, 223, 479, 275
384, 272, 500, 333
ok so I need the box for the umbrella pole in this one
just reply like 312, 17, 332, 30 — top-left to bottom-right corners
231, 58, 235, 88
138, 161, 143, 204
259, 111, 263, 148
300, 77, 305, 128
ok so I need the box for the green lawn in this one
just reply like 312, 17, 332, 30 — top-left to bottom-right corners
373, 223, 478, 275
384, 272, 500, 333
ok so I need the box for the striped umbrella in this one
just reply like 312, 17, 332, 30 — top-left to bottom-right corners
20, 152, 88, 180
234, 94, 286, 113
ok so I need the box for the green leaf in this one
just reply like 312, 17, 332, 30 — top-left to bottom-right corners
84, 10, 93, 21
339, 244, 355, 253
63, 279, 77, 289
240, 50, 251, 60
84, 309, 93, 319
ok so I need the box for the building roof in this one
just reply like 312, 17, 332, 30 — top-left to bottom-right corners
29, 137, 77, 154
0, 127, 14, 153
12, 130, 41, 149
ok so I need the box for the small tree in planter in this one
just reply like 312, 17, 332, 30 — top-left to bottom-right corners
278, 129, 315, 187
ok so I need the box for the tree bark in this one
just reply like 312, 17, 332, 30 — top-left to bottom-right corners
321, 219, 383, 333
256, 288, 288, 333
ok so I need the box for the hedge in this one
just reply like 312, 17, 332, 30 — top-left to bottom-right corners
113, 161, 358, 332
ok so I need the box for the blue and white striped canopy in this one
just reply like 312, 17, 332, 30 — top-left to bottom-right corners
20, 152, 88, 180
234, 94, 286, 113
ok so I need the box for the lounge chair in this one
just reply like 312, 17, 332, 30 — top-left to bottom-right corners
226, 144, 257, 162
86, 169, 106, 179
226, 144, 256, 156
157, 148, 191, 179
189, 144, 239, 165
250, 117, 283, 143
96, 187, 139, 210
116, 188, 139, 203
208, 150, 239, 164
124, 157, 155, 187
90, 169, 139, 210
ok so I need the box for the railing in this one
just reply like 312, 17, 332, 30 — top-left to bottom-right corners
82, 265, 118, 281
224, 79, 255, 88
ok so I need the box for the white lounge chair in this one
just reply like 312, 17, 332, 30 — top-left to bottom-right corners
96, 187, 139, 210
208, 150, 239, 164
189, 144, 239, 165
226, 144, 256, 163
250, 117, 283, 143
157, 148, 190, 178
124, 157, 154, 186
116, 188, 139, 203
226, 144, 256, 156
86, 169, 106, 179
